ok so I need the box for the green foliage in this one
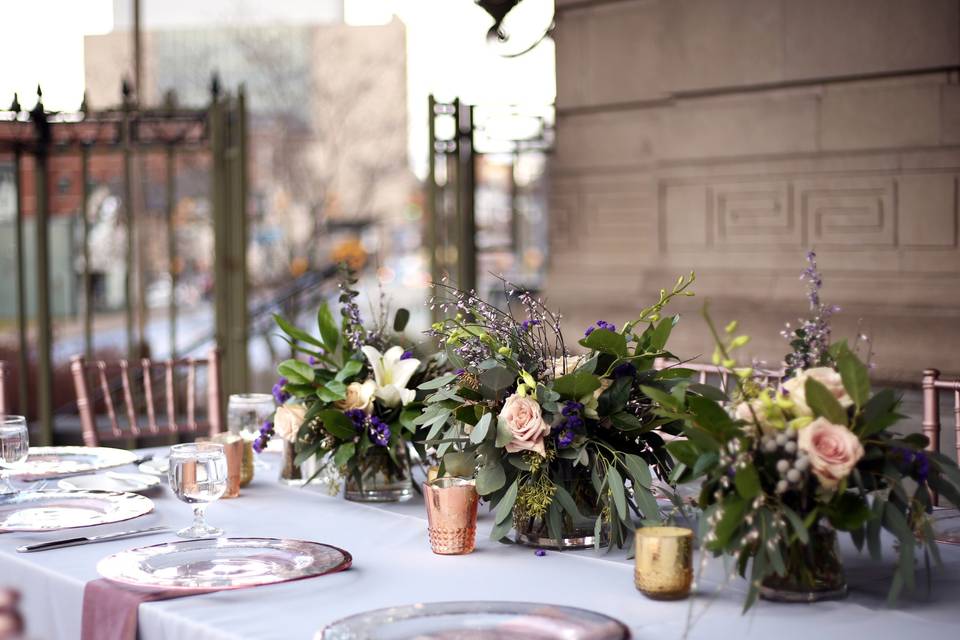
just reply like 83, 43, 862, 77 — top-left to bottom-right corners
804, 377, 848, 424
553, 371, 601, 399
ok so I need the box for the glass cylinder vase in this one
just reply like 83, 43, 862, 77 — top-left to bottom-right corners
760, 523, 847, 603
513, 466, 607, 549
344, 444, 413, 502
278, 439, 304, 485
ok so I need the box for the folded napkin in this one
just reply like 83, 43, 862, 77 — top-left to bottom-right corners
81, 579, 214, 640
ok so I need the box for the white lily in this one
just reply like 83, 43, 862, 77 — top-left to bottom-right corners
361, 345, 421, 407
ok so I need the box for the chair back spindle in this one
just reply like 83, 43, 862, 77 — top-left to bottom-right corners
70, 348, 223, 447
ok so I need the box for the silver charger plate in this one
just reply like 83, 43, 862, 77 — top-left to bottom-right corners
0, 490, 154, 532
13, 447, 139, 480
319, 602, 631, 640
98, 537, 352, 591
58, 472, 161, 494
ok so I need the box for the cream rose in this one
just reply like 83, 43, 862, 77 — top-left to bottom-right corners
499, 393, 550, 457
782, 367, 853, 417
797, 417, 864, 489
273, 404, 307, 443
334, 380, 376, 414
734, 398, 773, 434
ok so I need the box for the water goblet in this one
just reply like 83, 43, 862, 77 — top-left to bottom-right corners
168, 443, 228, 538
0, 417, 29, 495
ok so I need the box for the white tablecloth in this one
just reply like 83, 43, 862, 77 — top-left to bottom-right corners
2, 449, 959, 639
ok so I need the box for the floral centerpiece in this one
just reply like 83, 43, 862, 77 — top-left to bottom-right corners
667, 254, 960, 608
416, 274, 696, 549
255, 269, 437, 502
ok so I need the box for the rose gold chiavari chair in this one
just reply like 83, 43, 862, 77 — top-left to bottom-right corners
69, 348, 224, 448
654, 358, 784, 392
922, 368, 960, 543
0, 361, 8, 416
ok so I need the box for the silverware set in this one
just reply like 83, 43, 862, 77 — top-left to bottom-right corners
16, 526, 170, 553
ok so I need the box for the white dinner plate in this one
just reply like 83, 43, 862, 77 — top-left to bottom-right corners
0, 490, 154, 532
319, 602, 630, 640
12, 447, 139, 480
138, 456, 169, 477
58, 472, 161, 494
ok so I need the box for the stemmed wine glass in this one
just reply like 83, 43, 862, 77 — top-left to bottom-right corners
0, 416, 29, 495
168, 443, 228, 538
228, 393, 275, 467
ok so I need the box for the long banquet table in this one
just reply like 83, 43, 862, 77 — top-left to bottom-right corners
2, 448, 959, 639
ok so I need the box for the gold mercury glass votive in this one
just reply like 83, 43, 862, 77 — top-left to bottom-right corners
634, 526, 694, 600
423, 477, 479, 555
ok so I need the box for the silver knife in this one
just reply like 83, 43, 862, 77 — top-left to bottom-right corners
16, 526, 170, 553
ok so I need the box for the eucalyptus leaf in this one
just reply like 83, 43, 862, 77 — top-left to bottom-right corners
623, 453, 652, 489
443, 451, 476, 477
476, 462, 506, 495
494, 478, 519, 524
470, 412, 492, 444
553, 485, 584, 520
495, 416, 513, 447
418, 373, 457, 390
607, 467, 628, 521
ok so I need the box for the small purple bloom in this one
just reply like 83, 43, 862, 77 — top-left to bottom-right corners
613, 363, 637, 379
272, 377, 291, 405
521, 319, 541, 331
308, 356, 317, 365
557, 428, 576, 448
584, 320, 616, 337
534, 549, 546, 557
368, 416, 391, 447
454, 368, 466, 376
344, 409, 367, 429
400, 350, 414, 360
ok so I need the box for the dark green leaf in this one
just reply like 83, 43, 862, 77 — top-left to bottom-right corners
826, 493, 871, 531
805, 377, 848, 424
837, 350, 870, 408
278, 359, 316, 385
335, 360, 363, 382
273, 314, 324, 349
316, 380, 348, 402
781, 505, 809, 545
393, 308, 410, 332
633, 484, 661, 520
443, 451, 475, 477
688, 383, 728, 402
639, 385, 679, 410
553, 485, 584, 520
610, 412, 645, 431
490, 516, 513, 542
553, 371, 601, 399
318, 409, 356, 440
578, 328, 628, 358
598, 376, 631, 417
734, 465, 760, 499
333, 442, 355, 467
316, 303, 340, 353
479, 366, 517, 392
649, 315, 677, 351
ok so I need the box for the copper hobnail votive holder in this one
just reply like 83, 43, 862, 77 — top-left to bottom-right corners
634, 526, 694, 600
423, 478, 479, 555
210, 433, 244, 498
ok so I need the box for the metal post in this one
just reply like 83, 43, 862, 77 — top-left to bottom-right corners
81, 144, 93, 360
426, 95, 439, 319
132, 0, 142, 104
450, 99, 461, 283
458, 102, 477, 293
12, 138, 29, 418
32, 89, 53, 445
122, 82, 137, 360
509, 149, 519, 254
228, 87, 249, 393
165, 144, 177, 360
209, 76, 230, 397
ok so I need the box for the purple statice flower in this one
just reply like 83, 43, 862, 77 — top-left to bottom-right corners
400, 350, 414, 360
272, 377, 291, 405
554, 401, 585, 448
917, 451, 930, 483
454, 368, 466, 376
344, 409, 367, 431
534, 549, 547, 557
584, 320, 616, 337
561, 401, 583, 417
520, 319, 541, 331
895, 447, 930, 484
308, 356, 317, 365
253, 420, 274, 454
783, 251, 837, 375
613, 363, 637, 379
368, 416, 391, 447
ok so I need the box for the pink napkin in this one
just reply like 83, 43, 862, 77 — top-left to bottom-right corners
80, 580, 214, 640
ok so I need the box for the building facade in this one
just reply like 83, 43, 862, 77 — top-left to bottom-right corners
547, 0, 960, 382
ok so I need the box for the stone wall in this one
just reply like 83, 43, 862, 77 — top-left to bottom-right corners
548, 0, 960, 383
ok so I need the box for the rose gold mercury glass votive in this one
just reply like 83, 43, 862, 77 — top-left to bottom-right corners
423, 477, 479, 555
634, 526, 694, 600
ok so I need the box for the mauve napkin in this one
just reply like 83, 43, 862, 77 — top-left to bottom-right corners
81, 579, 214, 640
